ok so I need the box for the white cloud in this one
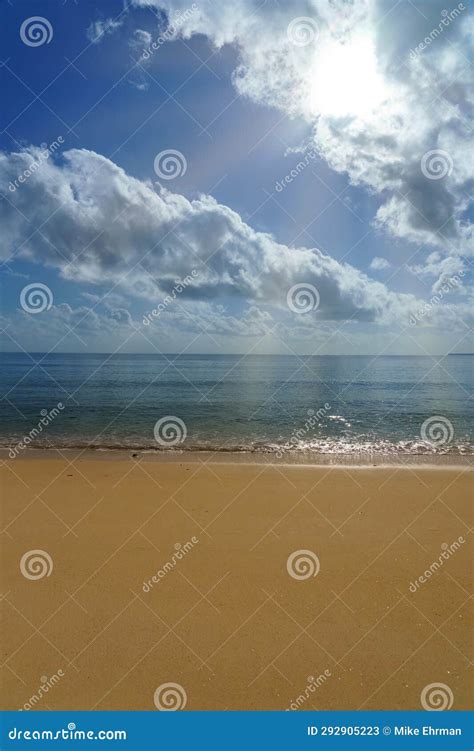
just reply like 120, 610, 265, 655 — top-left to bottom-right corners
0, 146, 425, 327
408, 251, 467, 293
133, 0, 472, 268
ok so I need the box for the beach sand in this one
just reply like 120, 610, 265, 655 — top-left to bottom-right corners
1, 454, 472, 711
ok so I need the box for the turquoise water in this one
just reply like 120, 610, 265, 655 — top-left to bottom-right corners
0, 353, 472, 454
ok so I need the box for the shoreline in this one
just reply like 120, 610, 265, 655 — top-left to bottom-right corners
1, 446, 472, 468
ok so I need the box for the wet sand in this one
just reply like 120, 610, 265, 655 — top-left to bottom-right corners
1, 455, 472, 710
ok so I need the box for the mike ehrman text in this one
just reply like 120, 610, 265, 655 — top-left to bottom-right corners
393, 726, 461, 736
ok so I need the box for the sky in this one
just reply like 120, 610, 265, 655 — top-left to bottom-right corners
0, 0, 472, 355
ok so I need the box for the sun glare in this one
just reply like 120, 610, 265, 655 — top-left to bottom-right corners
310, 35, 385, 118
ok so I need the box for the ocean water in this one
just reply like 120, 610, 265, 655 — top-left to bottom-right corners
0, 353, 472, 455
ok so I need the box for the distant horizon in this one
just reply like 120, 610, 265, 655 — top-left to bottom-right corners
2, 350, 473, 358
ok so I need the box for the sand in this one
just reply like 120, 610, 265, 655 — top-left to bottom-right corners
1, 453, 472, 711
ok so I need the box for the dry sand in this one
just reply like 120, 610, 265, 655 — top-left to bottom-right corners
1, 454, 472, 711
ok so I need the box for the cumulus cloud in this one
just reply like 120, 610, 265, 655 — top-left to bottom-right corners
0, 302, 133, 352
132, 0, 472, 269
0, 147, 424, 326
408, 251, 467, 293
0, 297, 293, 354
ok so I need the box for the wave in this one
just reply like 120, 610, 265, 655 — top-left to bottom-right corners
1, 436, 472, 456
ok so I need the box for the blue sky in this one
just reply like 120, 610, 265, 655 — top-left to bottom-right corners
0, 0, 472, 354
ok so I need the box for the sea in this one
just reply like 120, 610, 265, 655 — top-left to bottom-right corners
0, 352, 472, 456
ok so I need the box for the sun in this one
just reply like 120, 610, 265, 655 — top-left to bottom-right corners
309, 34, 386, 118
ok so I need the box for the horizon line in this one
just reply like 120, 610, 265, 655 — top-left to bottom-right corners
1, 351, 473, 357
